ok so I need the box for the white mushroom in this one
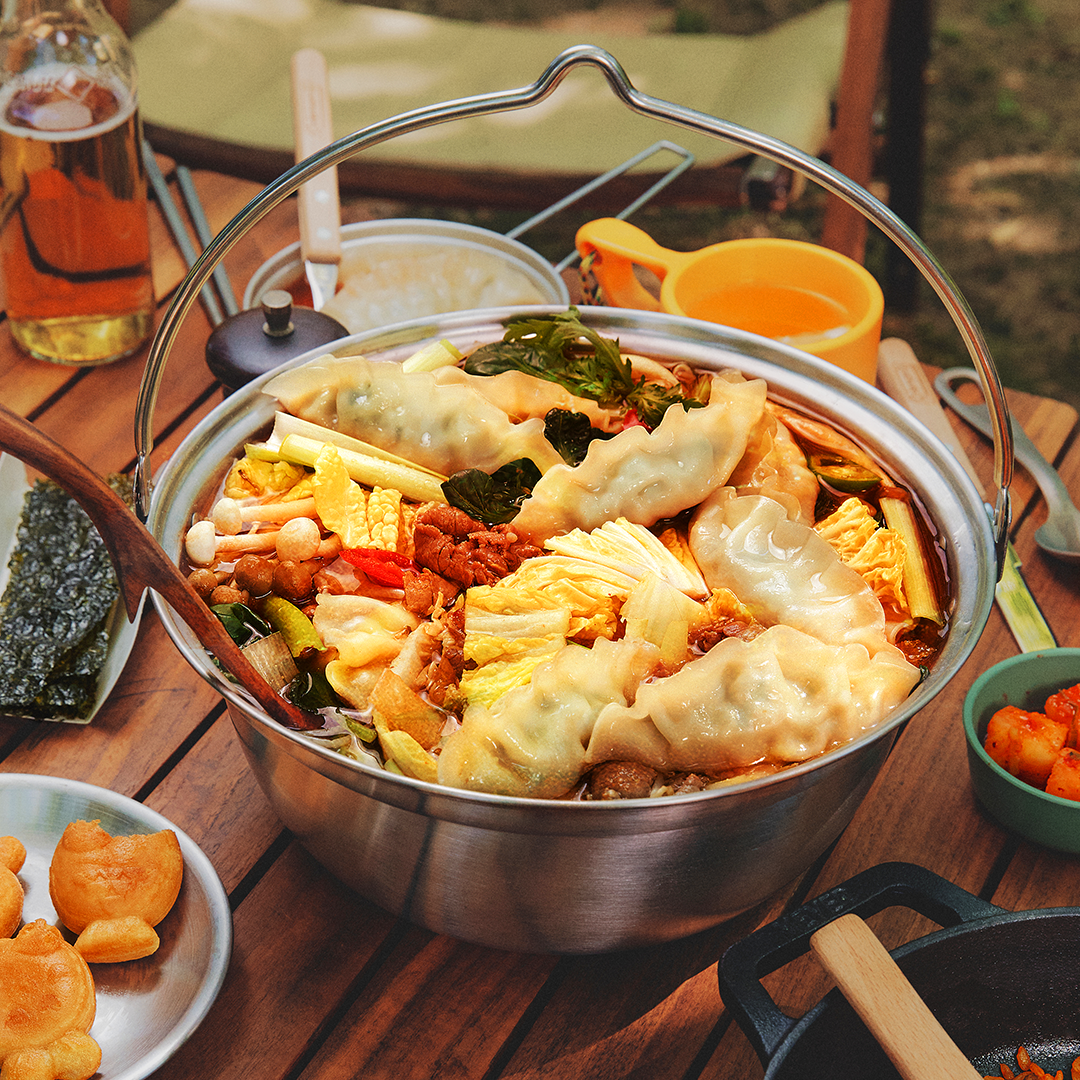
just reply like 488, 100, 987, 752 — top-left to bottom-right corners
211, 497, 243, 535
185, 520, 218, 567
276, 516, 321, 562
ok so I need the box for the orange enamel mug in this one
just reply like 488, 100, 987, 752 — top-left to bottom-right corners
575, 219, 885, 382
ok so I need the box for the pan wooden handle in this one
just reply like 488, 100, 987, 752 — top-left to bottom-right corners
810, 914, 983, 1080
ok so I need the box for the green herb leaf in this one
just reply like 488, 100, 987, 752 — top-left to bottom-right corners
544, 409, 614, 466
288, 668, 338, 712
211, 603, 272, 646
441, 458, 543, 525
464, 307, 703, 429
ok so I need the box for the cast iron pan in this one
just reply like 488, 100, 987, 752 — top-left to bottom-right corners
719, 862, 1080, 1078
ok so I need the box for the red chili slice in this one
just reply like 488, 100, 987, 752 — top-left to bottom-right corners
340, 548, 417, 587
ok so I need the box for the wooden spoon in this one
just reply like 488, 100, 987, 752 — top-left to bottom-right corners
0, 403, 321, 732
810, 913, 983, 1080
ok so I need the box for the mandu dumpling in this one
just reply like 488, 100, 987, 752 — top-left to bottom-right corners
727, 403, 820, 525
437, 637, 661, 798
264, 354, 564, 476
438, 487, 919, 798
688, 488, 891, 655
511, 371, 768, 545
192, 311, 944, 799
585, 625, 919, 775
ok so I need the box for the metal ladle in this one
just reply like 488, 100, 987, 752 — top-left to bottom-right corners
0, 403, 322, 733
936, 368, 1080, 563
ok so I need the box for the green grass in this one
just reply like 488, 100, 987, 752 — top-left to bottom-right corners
894, 0, 1080, 411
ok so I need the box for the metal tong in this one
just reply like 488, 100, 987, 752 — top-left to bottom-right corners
142, 141, 240, 327
936, 368, 1080, 564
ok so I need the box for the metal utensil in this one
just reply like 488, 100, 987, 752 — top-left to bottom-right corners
142, 142, 240, 327
175, 163, 240, 319
936, 367, 1080, 563
291, 47, 340, 310
0, 403, 320, 733
877, 340, 1056, 652
142, 141, 224, 326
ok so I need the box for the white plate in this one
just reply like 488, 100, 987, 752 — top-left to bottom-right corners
0, 453, 143, 723
1, 774, 231, 1080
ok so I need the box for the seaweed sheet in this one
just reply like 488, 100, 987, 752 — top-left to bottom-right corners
0, 475, 130, 720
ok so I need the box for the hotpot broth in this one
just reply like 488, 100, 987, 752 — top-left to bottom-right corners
176, 310, 953, 802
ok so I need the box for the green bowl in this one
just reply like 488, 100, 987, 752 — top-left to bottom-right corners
964, 648, 1080, 853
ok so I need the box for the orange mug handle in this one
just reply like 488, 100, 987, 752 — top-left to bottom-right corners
575, 219, 690, 311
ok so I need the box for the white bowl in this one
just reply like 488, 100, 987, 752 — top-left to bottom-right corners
243, 218, 570, 334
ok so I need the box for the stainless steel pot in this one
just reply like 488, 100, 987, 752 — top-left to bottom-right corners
241, 217, 570, 328
136, 43, 1015, 952
145, 305, 998, 953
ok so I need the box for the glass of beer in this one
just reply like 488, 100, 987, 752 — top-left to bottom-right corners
1, 0, 154, 366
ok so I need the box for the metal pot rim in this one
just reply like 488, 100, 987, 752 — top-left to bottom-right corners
147, 304, 996, 822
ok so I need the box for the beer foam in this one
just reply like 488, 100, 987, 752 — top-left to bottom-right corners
0, 63, 134, 142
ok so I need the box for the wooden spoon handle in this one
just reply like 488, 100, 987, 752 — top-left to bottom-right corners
810, 914, 983, 1080
0, 404, 320, 732
291, 47, 341, 266
876, 337, 986, 497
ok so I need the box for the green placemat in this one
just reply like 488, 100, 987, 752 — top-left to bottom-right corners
133, 0, 849, 173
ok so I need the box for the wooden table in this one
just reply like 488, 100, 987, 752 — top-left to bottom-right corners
2, 164, 1079, 1080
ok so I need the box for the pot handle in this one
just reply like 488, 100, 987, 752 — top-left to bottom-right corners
133, 43, 1013, 567
717, 862, 1005, 1065
574, 218, 684, 311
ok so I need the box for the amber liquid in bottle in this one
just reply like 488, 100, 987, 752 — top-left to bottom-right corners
0, 67, 154, 365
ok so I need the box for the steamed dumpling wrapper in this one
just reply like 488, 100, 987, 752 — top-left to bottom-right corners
511, 371, 768, 545
728, 406, 819, 524
312, 593, 418, 668
585, 625, 921, 772
313, 593, 420, 710
431, 366, 617, 430
688, 488, 894, 655
263, 354, 564, 475
437, 637, 661, 799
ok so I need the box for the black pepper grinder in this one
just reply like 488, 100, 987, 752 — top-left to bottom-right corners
204, 289, 347, 393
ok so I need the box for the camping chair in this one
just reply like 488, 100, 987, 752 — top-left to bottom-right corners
118, 0, 928, 305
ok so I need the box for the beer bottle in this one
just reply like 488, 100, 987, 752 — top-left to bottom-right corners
0, 0, 154, 365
